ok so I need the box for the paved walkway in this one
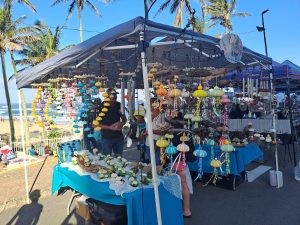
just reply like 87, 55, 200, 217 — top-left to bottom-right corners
0, 156, 58, 213
0, 146, 299, 225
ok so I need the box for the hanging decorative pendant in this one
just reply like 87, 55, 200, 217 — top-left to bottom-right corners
156, 137, 169, 165
220, 140, 235, 175
193, 144, 207, 181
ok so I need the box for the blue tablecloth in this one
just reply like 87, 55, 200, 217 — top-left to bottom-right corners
52, 164, 183, 225
188, 142, 263, 176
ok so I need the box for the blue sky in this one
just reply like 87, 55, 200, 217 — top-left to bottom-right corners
0, 0, 300, 104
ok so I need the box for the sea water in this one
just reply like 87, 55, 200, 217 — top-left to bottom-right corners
0, 103, 70, 124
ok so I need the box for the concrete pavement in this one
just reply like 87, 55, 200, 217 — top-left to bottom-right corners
0, 145, 299, 225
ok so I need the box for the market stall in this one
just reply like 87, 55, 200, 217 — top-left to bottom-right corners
15, 17, 272, 224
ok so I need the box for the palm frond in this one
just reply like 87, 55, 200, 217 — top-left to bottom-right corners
231, 12, 251, 17
206, 21, 218, 30
16, 0, 36, 12
11, 15, 27, 26
156, 0, 172, 15
170, 0, 180, 14
229, 0, 236, 13
51, 0, 68, 7
189, 16, 205, 33
66, 0, 76, 19
86, 0, 100, 16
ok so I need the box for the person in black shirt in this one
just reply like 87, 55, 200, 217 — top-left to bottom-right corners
100, 89, 127, 156
83, 97, 102, 151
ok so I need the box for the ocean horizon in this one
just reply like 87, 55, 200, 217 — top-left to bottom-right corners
0, 103, 33, 118
0, 103, 71, 125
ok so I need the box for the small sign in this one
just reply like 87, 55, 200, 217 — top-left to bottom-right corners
220, 34, 243, 64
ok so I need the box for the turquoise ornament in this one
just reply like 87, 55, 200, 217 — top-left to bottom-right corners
77, 82, 84, 88
207, 138, 216, 160
193, 144, 207, 181
166, 143, 177, 172
220, 143, 235, 174
84, 127, 91, 132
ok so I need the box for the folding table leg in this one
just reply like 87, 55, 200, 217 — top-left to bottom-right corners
67, 190, 81, 215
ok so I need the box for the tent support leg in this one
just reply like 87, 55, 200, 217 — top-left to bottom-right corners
121, 79, 125, 114
18, 89, 30, 204
270, 71, 281, 188
140, 33, 162, 225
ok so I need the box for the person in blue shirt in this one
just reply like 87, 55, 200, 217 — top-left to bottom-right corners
29, 145, 37, 156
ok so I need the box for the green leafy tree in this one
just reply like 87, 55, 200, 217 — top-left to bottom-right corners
156, 0, 192, 28
0, 6, 36, 143
16, 21, 63, 66
1, 0, 36, 145
51, 0, 109, 42
206, 0, 250, 33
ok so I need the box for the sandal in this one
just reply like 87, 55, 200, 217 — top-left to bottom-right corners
183, 214, 192, 219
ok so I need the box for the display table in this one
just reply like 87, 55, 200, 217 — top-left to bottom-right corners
188, 142, 263, 176
52, 163, 184, 225
228, 119, 291, 134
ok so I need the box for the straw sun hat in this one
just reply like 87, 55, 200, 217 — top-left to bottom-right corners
134, 105, 146, 117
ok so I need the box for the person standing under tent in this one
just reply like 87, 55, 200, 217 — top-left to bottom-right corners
100, 89, 127, 156
134, 105, 147, 162
167, 112, 193, 219
143, 99, 171, 165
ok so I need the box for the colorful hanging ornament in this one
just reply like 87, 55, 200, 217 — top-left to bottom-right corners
209, 86, 224, 121
156, 84, 167, 111
193, 85, 207, 127
204, 158, 223, 186
220, 140, 235, 174
184, 113, 193, 129
169, 88, 181, 117
165, 143, 177, 173
170, 133, 190, 173
220, 95, 230, 126
193, 143, 207, 181
207, 138, 216, 161
156, 137, 169, 165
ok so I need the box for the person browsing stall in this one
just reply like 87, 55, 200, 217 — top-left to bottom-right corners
100, 89, 127, 156
144, 99, 172, 164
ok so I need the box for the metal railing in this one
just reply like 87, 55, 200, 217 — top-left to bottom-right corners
0, 137, 83, 155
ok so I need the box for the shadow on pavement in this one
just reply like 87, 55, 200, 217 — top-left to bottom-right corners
6, 190, 43, 225
29, 156, 48, 193
60, 208, 95, 225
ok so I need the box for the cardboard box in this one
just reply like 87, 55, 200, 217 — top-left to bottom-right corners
75, 196, 90, 221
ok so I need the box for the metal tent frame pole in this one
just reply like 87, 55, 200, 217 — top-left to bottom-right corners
120, 79, 125, 114
286, 65, 298, 166
140, 31, 162, 225
18, 89, 30, 203
270, 69, 281, 188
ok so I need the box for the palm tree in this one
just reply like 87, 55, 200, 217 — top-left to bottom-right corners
156, 0, 193, 28
2, 0, 36, 12
7, 16, 38, 147
1, 0, 36, 145
190, 0, 208, 33
51, 0, 107, 42
0, 7, 27, 144
206, 0, 250, 33
16, 21, 63, 66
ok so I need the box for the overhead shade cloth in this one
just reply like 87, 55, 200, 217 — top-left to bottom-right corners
15, 16, 272, 89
